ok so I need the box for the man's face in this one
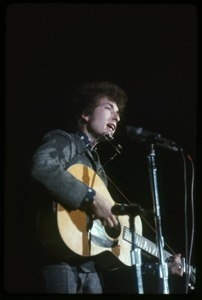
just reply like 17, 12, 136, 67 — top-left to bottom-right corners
82, 97, 120, 140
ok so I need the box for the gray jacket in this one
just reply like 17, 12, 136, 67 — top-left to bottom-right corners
31, 129, 108, 211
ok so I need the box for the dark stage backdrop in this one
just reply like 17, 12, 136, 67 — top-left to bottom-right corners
4, 3, 197, 294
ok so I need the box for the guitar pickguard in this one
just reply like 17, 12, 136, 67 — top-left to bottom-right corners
90, 219, 120, 248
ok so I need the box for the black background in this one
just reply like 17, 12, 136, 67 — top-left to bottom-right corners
4, 3, 197, 294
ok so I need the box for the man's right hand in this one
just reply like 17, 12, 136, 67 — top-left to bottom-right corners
91, 191, 118, 228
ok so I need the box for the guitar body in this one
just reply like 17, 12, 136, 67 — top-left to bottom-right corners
37, 164, 196, 288
37, 164, 142, 269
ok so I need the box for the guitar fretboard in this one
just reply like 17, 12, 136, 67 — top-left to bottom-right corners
123, 226, 172, 260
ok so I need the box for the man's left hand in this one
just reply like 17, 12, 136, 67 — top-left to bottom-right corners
167, 253, 184, 277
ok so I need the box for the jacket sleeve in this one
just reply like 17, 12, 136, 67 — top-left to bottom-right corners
31, 132, 90, 210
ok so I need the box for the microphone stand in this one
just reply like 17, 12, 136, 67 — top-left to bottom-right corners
129, 213, 144, 294
111, 204, 154, 294
147, 143, 169, 294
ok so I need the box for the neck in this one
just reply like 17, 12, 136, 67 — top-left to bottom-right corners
81, 129, 99, 143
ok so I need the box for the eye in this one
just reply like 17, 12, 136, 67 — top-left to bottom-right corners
105, 105, 112, 111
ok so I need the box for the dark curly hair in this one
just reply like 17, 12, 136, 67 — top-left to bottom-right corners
71, 81, 128, 129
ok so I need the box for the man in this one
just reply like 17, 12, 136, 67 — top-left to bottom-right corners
31, 81, 183, 294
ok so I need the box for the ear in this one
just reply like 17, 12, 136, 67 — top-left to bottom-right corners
81, 112, 90, 122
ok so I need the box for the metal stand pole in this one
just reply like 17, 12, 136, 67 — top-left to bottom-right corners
112, 204, 154, 294
129, 214, 144, 294
147, 144, 169, 294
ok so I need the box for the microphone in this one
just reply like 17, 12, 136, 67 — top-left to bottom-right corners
111, 203, 153, 216
126, 126, 181, 152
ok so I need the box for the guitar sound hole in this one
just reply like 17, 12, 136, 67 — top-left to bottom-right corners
105, 219, 121, 239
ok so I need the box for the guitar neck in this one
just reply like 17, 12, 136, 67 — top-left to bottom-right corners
123, 226, 172, 260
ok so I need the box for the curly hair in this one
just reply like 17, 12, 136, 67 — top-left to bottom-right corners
71, 81, 128, 129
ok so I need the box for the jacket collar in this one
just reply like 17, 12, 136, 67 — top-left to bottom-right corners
77, 131, 92, 147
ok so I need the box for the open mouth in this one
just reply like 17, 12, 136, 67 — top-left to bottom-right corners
106, 123, 116, 132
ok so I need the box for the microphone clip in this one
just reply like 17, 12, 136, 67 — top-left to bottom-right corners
111, 203, 154, 216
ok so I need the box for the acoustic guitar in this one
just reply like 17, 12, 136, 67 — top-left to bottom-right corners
37, 164, 195, 287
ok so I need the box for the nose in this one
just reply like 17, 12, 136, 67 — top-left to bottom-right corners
112, 111, 120, 123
